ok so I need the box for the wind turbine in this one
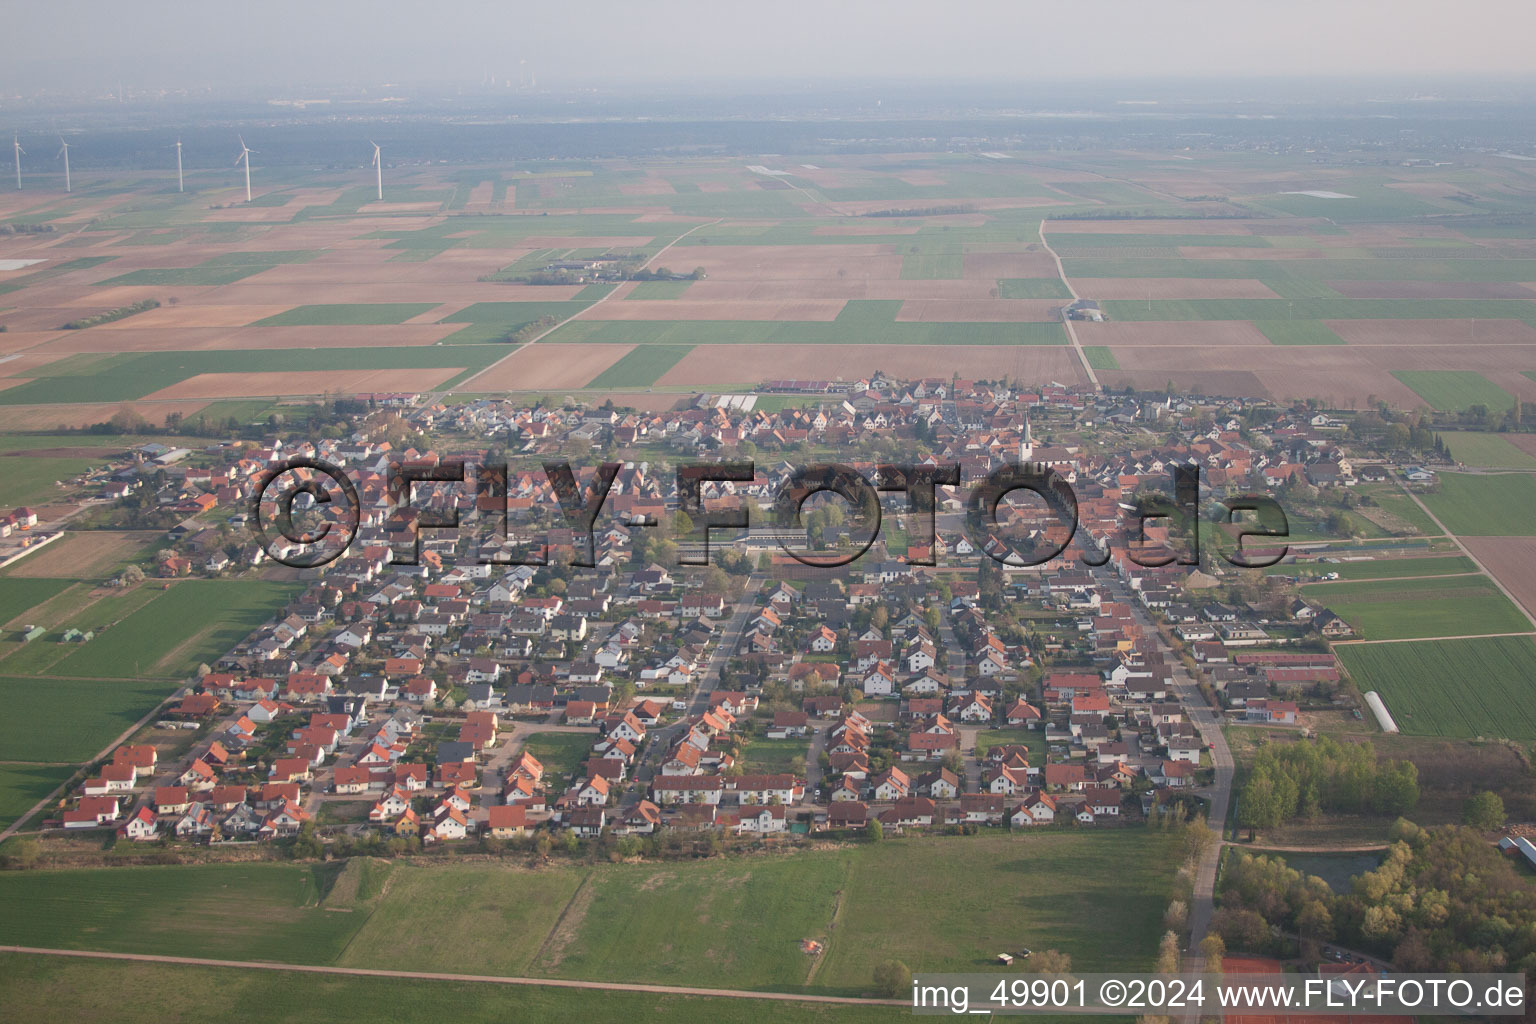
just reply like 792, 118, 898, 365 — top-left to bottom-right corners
11, 135, 22, 191
235, 136, 253, 202
172, 138, 183, 193
56, 136, 71, 193
370, 140, 382, 201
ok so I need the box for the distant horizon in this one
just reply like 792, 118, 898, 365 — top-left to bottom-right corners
4, 0, 1536, 97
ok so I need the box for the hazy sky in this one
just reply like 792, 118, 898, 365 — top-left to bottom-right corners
6, 0, 1536, 94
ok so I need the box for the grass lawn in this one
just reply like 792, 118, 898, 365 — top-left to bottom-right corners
1418, 473, 1536, 536
586, 344, 693, 388
520, 731, 595, 781
0, 863, 369, 963
0, 456, 98, 506
625, 280, 695, 299
1303, 574, 1529, 639
1255, 320, 1345, 345
974, 728, 1046, 761
252, 303, 441, 326
998, 278, 1072, 299
0, 953, 910, 1024
1440, 432, 1536, 470
739, 736, 810, 774
0, 763, 75, 831
1393, 371, 1516, 413
50, 579, 297, 680
0, 676, 180, 761
1337, 636, 1536, 739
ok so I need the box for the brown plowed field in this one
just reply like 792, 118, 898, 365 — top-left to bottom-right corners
1326, 318, 1536, 346
1462, 537, 1536, 620
467, 344, 635, 391
1327, 280, 1536, 300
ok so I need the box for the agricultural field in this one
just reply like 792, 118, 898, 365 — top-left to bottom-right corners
1304, 574, 1529, 639
1337, 636, 1536, 740
585, 344, 694, 388
0, 764, 75, 832
1392, 371, 1516, 412
253, 303, 442, 326
0, 456, 100, 506
1271, 555, 1476, 581
1418, 473, 1536, 536
0, 953, 912, 1024
1439, 431, 1536, 469
0, 833, 1180, 994
0, 676, 175, 762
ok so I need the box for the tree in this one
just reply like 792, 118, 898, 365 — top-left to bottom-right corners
864, 820, 883, 842
1030, 949, 1072, 974
873, 959, 911, 998
1463, 790, 1506, 831
1198, 933, 1225, 974
1163, 899, 1189, 933
1154, 930, 1181, 974
0, 837, 40, 869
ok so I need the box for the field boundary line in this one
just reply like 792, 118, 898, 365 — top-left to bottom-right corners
1038, 219, 1100, 389
0, 945, 908, 1007
1398, 481, 1536, 629
451, 218, 721, 394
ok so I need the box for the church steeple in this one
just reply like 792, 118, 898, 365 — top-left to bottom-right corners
1019, 410, 1033, 462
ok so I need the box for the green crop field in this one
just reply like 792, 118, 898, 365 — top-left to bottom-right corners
1082, 346, 1119, 370
0, 953, 911, 1024
1255, 320, 1345, 345
519, 731, 595, 781
49, 580, 297, 680
543, 319, 1065, 346
1418, 473, 1536, 536
0, 346, 508, 405
626, 280, 695, 298
0, 676, 181, 762
998, 278, 1073, 299
0, 764, 74, 831
1440, 432, 1536, 469
0, 456, 100, 506
738, 736, 810, 774
1302, 574, 1528, 639
0, 578, 73, 626
1338, 636, 1536, 739
1271, 555, 1476, 581
252, 303, 441, 326
586, 345, 693, 388
1393, 371, 1516, 412
900, 253, 963, 279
